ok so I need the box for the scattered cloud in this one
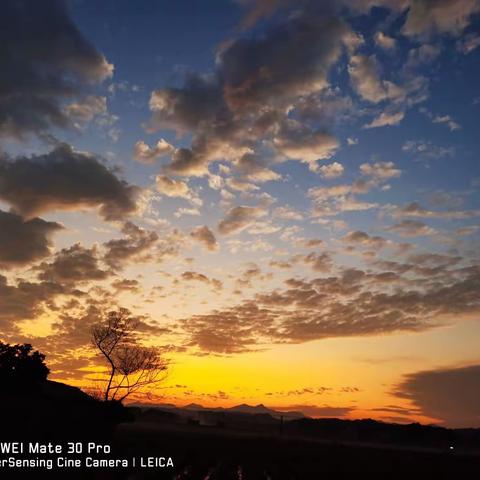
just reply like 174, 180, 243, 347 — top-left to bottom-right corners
36, 244, 109, 284
374, 31, 396, 50
103, 222, 159, 269
349, 54, 404, 103
457, 32, 480, 54
133, 139, 174, 164
386, 220, 437, 237
392, 202, 480, 220
156, 175, 195, 201
402, 140, 454, 160
0, 144, 140, 221
0, 0, 112, 139
0, 210, 63, 269
174, 207, 201, 218
181, 271, 222, 291
0, 275, 64, 331
190, 226, 219, 251
402, 0, 480, 38
180, 262, 480, 353
218, 205, 267, 235
273, 120, 339, 172
432, 114, 461, 131
360, 161, 401, 180
273, 206, 304, 221
319, 162, 345, 179
364, 110, 405, 128
343, 230, 390, 249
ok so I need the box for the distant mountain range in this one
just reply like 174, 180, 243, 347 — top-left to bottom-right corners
130, 401, 305, 420
128, 399, 480, 453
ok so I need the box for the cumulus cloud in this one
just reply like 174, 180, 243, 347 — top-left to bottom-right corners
218, 206, 267, 235
0, 275, 63, 329
235, 153, 281, 182
308, 182, 381, 217
0, 0, 112, 139
218, 13, 349, 109
343, 0, 409, 13
36, 244, 109, 284
387, 220, 437, 237
402, 140, 454, 160
457, 32, 480, 54
103, 222, 159, 269
237, 0, 410, 28
374, 31, 396, 49
394, 364, 480, 427
319, 162, 345, 179
225, 177, 260, 192
343, 230, 390, 249
0, 210, 63, 269
156, 175, 192, 199
273, 120, 339, 171
273, 206, 304, 221
316, 198, 379, 217
364, 110, 405, 128
133, 139, 174, 164
240, 0, 479, 42
145, 8, 351, 178
165, 147, 210, 177
348, 55, 404, 103
392, 202, 480, 220
359, 161, 402, 180
190, 226, 219, 251
207, 173, 224, 190
148, 73, 224, 134
406, 44, 442, 68
174, 207, 201, 218
111, 278, 140, 292
181, 271, 223, 290
302, 252, 333, 272
295, 88, 358, 126
432, 114, 461, 131
237, 0, 297, 30
348, 50, 429, 129
402, 0, 480, 38
455, 225, 479, 236
0, 144, 140, 221
65, 95, 109, 125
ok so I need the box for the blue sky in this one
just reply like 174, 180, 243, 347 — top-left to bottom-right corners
64, 0, 480, 232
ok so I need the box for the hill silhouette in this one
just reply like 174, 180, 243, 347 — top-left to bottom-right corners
129, 401, 480, 452
132, 401, 305, 419
1, 379, 130, 441
1, 381, 480, 478
118, 402, 480, 478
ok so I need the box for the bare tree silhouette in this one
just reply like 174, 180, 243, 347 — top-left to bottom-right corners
91, 309, 168, 402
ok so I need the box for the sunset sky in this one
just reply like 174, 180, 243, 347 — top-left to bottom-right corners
1, 0, 480, 428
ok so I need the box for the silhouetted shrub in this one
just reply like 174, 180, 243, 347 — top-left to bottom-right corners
0, 342, 49, 391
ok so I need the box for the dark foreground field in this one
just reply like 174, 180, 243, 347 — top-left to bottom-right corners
1, 383, 480, 479
111, 419, 480, 479
2, 416, 480, 479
